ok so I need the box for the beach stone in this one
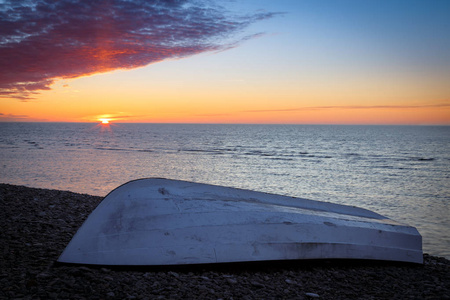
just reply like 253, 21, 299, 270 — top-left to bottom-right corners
168, 271, 179, 278
306, 292, 320, 298
37, 272, 51, 279
251, 281, 265, 288
285, 279, 297, 285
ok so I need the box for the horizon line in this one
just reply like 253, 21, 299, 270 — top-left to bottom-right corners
0, 121, 449, 126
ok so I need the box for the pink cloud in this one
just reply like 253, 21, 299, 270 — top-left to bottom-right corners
0, 0, 277, 100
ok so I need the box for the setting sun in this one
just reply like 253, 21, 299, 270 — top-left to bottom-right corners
99, 119, 110, 124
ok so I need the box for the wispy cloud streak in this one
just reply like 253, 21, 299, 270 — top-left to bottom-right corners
0, 112, 35, 121
243, 102, 450, 113
0, 0, 277, 100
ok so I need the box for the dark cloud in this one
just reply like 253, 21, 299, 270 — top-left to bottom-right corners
0, 0, 277, 100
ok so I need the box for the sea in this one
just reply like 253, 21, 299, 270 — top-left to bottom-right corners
1, 123, 449, 259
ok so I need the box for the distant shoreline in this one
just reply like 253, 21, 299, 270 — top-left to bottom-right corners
1, 183, 449, 299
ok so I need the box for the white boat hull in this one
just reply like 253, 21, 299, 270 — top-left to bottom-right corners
58, 178, 423, 265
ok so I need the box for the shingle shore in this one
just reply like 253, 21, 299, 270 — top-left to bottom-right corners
1, 183, 449, 299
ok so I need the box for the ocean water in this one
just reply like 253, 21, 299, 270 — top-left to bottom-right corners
1, 123, 449, 259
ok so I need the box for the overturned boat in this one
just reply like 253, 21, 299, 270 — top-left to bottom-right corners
58, 178, 423, 265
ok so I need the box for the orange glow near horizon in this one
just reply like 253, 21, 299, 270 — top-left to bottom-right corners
1, 87, 450, 125
1, 62, 449, 125
1, 54, 449, 125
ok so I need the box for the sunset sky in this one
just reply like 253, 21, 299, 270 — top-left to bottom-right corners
1, 0, 450, 124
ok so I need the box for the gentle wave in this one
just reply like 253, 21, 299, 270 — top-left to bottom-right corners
94, 147, 154, 153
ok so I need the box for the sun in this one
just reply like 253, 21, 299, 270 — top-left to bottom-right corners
99, 118, 110, 124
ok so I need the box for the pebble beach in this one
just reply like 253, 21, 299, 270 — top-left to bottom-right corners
1, 183, 449, 299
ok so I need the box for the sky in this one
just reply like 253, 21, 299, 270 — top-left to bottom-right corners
1, 0, 450, 124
